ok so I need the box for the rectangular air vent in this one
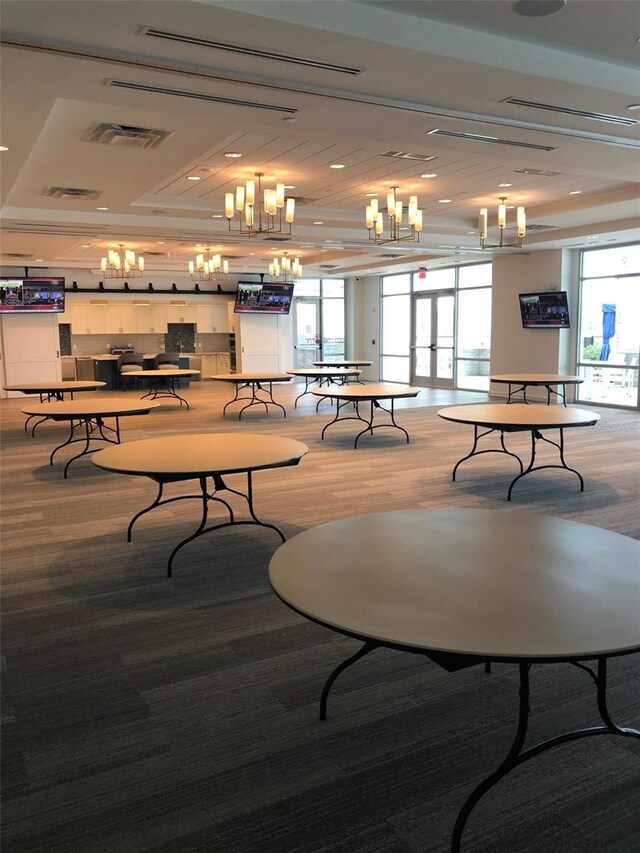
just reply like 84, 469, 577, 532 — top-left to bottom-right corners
2, 252, 33, 259
319, 264, 340, 270
426, 129, 555, 151
514, 168, 563, 176
380, 253, 409, 259
382, 151, 437, 162
141, 27, 362, 75
45, 186, 102, 199
85, 123, 173, 149
502, 98, 638, 127
108, 80, 297, 115
261, 236, 291, 242
526, 224, 555, 231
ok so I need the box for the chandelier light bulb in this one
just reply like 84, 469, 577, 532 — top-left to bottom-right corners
187, 248, 230, 282
225, 172, 295, 237
478, 197, 526, 249
97, 243, 144, 277
366, 186, 422, 244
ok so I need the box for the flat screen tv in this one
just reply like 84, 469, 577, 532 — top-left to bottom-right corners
234, 280, 294, 315
0, 277, 65, 314
519, 290, 570, 329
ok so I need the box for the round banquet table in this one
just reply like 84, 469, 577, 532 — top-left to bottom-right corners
312, 359, 371, 381
124, 368, 200, 409
269, 507, 640, 852
92, 433, 308, 576
4, 380, 106, 435
21, 396, 159, 478
209, 372, 292, 418
286, 368, 361, 407
312, 383, 421, 448
437, 403, 600, 499
490, 373, 583, 406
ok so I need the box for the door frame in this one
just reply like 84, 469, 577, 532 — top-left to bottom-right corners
410, 290, 455, 389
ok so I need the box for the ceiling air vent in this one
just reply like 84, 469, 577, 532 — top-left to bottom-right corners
382, 151, 437, 162
526, 224, 555, 231
319, 264, 341, 270
502, 98, 638, 127
141, 27, 362, 75
2, 252, 32, 259
108, 80, 297, 115
44, 186, 102, 200
380, 253, 409, 259
426, 129, 555, 151
85, 123, 173, 149
514, 168, 563, 176
261, 236, 291, 242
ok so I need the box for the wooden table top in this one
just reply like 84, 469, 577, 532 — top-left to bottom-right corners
312, 360, 373, 368
312, 383, 421, 402
269, 508, 640, 660
92, 433, 308, 478
124, 369, 200, 378
287, 368, 362, 378
209, 373, 293, 383
4, 380, 106, 393
21, 396, 160, 419
490, 374, 583, 385
438, 403, 599, 429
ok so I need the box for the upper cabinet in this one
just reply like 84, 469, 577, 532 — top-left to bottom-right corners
166, 304, 196, 324
195, 303, 229, 333
133, 304, 167, 334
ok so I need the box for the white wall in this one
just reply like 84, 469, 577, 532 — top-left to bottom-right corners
489, 251, 578, 401
0, 314, 61, 397
351, 275, 380, 380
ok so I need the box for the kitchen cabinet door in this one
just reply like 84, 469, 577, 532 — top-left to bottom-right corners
200, 353, 218, 378
102, 304, 121, 334
167, 305, 195, 324
215, 353, 231, 373
118, 304, 137, 333
195, 305, 216, 333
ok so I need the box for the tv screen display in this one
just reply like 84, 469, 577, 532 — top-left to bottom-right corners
0, 277, 65, 314
519, 290, 570, 329
234, 280, 294, 315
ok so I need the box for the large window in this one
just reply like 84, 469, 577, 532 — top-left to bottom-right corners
380, 264, 491, 388
293, 279, 345, 367
576, 244, 639, 409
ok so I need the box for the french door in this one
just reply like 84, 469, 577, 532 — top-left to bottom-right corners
411, 291, 455, 388
293, 299, 322, 368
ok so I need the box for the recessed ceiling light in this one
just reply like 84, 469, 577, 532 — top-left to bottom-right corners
364, 192, 378, 197
421, 173, 438, 179
282, 117, 297, 124
0, 145, 9, 152
512, 0, 567, 17
568, 190, 582, 195
224, 152, 242, 158
248, 252, 255, 256
329, 164, 345, 169
187, 175, 201, 181
96, 206, 108, 211
313, 221, 324, 225
438, 198, 452, 203
35, 259, 43, 262
284, 184, 296, 189
627, 104, 640, 110
498, 182, 512, 187
466, 231, 476, 235
82, 244, 91, 248
156, 241, 165, 244
211, 214, 223, 218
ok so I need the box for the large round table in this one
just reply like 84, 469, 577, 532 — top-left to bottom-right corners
125, 368, 200, 409
286, 368, 361, 407
490, 373, 583, 406
209, 372, 293, 418
92, 433, 308, 576
4, 380, 106, 435
438, 403, 600, 499
21, 396, 159, 478
312, 382, 421, 448
269, 508, 640, 852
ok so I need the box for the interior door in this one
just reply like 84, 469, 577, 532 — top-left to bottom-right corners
411, 292, 455, 388
294, 298, 322, 368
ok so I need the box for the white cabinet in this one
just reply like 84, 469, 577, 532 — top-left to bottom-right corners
1, 314, 61, 393
195, 304, 229, 333
67, 303, 105, 334
102, 304, 122, 334
133, 304, 167, 334
236, 314, 291, 372
215, 353, 231, 373
167, 305, 195, 324
200, 353, 218, 378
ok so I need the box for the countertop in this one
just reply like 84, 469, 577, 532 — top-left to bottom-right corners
75, 352, 229, 360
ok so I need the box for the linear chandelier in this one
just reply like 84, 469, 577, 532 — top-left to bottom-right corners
366, 187, 423, 244
99, 244, 144, 277
268, 251, 302, 283
225, 172, 295, 237
479, 197, 526, 249
188, 250, 229, 281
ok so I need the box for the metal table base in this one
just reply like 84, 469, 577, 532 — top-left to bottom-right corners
222, 380, 287, 419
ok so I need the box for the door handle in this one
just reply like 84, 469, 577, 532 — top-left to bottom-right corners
428, 344, 436, 351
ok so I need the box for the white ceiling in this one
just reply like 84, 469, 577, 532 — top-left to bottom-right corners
0, 0, 638, 280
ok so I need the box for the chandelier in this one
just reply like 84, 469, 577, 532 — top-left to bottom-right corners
225, 172, 295, 237
188, 250, 229, 281
365, 187, 423, 244
99, 244, 144, 277
268, 252, 302, 283
479, 197, 526, 249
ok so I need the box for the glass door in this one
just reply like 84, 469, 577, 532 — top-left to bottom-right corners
294, 298, 322, 367
411, 292, 455, 388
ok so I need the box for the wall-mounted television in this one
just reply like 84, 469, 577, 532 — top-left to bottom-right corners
519, 290, 570, 329
0, 277, 65, 314
234, 280, 294, 315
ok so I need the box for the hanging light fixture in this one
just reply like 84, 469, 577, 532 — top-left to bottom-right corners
365, 187, 423, 244
268, 251, 302, 283
478, 197, 526, 249
225, 172, 295, 237
99, 244, 144, 277
188, 249, 229, 281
